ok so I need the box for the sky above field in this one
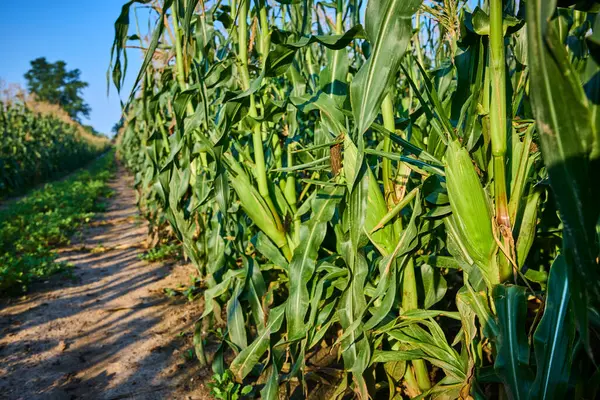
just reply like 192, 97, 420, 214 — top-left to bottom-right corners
0, 1, 143, 136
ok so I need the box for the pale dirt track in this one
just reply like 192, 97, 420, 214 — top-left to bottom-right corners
0, 162, 211, 400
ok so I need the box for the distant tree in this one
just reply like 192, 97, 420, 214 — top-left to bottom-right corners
24, 57, 91, 122
82, 124, 104, 137
111, 118, 124, 136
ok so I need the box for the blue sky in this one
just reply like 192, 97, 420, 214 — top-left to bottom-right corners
0, 1, 143, 136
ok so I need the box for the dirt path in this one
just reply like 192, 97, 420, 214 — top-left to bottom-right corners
0, 163, 211, 400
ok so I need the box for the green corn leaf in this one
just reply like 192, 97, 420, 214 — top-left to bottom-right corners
398, 309, 461, 321
370, 187, 419, 234
307, 266, 347, 328
286, 186, 343, 341
364, 149, 445, 176
108, 0, 152, 93
471, 6, 522, 36
514, 189, 542, 268
271, 24, 366, 49
183, 0, 200, 39
457, 285, 499, 339
264, 45, 297, 77
230, 303, 286, 380
227, 279, 248, 350
343, 134, 396, 253
260, 361, 280, 400
389, 321, 466, 381
342, 109, 443, 165
371, 349, 427, 363
254, 232, 289, 270
113, 0, 173, 104
363, 255, 399, 331
350, 0, 422, 136
201, 271, 242, 319
320, 46, 349, 106
337, 196, 371, 396
246, 257, 267, 328
530, 255, 575, 399
399, 63, 451, 143
493, 285, 534, 400
419, 263, 448, 309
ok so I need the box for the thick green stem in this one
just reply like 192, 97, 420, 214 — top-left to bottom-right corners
248, 98, 275, 215
173, 2, 206, 168
172, 4, 186, 88
238, 0, 251, 90
239, 0, 263, 185
285, 144, 300, 245
284, 145, 297, 211
489, 0, 510, 229
239, 0, 284, 233
396, 171, 429, 390
404, 366, 420, 395
402, 257, 431, 391
172, 4, 194, 115
259, 2, 271, 60
335, 0, 343, 34
305, 47, 317, 87
193, 320, 208, 366
156, 112, 170, 155
414, 11, 426, 68
260, 3, 281, 173
381, 95, 396, 207
489, 0, 512, 283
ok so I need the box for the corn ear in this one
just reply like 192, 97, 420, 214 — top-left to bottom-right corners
445, 140, 497, 282
225, 154, 289, 254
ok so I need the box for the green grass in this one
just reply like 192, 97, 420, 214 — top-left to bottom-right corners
138, 242, 181, 262
0, 151, 115, 295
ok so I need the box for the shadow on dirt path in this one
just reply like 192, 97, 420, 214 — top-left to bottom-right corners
0, 161, 211, 400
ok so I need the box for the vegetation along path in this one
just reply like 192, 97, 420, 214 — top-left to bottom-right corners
0, 162, 210, 400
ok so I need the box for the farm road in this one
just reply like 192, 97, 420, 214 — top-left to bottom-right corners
0, 163, 210, 400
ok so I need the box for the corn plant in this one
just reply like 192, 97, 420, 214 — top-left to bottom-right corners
0, 100, 109, 196
111, 0, 600, 398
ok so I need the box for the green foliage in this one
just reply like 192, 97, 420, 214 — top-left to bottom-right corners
111, 0, 600, 398
208, 371, 253, 400
0, 101, 109, 197
138, 242, 181, 262
24, 57, 91, 121
0, 153, 115, 294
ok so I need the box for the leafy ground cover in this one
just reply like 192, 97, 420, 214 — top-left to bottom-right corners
138, 242, 182, 263
0, 151, 115, 295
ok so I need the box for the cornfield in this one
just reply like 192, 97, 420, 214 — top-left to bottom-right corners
0, 100, 109, 196
111, 0, 600, 398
